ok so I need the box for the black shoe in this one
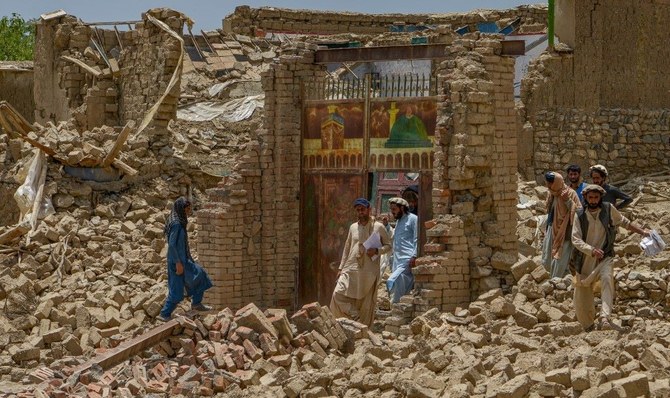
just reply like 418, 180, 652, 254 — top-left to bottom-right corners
191, 303, 212, 312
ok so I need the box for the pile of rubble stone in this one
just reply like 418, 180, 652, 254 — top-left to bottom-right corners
0, 109, 259, 390
14, 288, 670, 397
1, 131, 669, 398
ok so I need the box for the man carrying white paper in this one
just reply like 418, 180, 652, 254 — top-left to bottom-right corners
330, 197, 391, 326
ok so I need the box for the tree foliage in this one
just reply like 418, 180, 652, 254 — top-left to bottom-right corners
0, 13, 35, 61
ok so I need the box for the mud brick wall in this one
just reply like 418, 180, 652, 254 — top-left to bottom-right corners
433, 33, 518, 303
199, 43, 326, 311
119, 9, 184, 131
526, 107, 670, 182
33, 9, 183, 132
197, 141, 264, 309
223, 6, 547, 36
520, 0, 670, 181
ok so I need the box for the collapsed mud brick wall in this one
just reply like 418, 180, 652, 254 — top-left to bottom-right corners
223, 5, 548, 36
520, 0, 670, 181
201, 33, 518, 314
33, 9, 185, 132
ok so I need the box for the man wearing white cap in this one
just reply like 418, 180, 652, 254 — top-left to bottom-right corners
571, 184, 649, 331
589, 164, 632, 209
330, 197, 391, 326
386, 197, 418, 303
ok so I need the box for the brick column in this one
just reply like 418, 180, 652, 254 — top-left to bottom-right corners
198, 44, 325, 312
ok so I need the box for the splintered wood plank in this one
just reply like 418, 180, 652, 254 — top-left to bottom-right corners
71, 318, 180, 375
61, 56, 102, 77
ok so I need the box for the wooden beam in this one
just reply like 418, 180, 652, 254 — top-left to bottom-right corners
0, 109, 17, 138
70, 318, 181, 376
187, 26, 204, 60
314, 41, 526, 64
101, 121, 134, 167
60, 56, 102, 77
86, 143, 138, 176
0, 101, 34, 133
113, 26, 124, 51
315, 44, 447, 64
111, 159, 138, 176
83, 20, 142, 26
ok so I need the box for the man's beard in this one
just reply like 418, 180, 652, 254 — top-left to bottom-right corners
393, 211, 403, 220
568, 177, 579, 184
358, 215, 369, 223
587, 200, 602, 209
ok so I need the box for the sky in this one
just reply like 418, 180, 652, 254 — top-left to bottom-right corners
1, 1, 537, 32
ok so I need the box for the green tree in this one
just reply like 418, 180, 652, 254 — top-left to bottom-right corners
0, 13, 35, 61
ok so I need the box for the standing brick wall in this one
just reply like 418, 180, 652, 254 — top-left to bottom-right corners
202, 36, 518, 315
119, 9, 184, 131
422, 33, 518, 308
223, 6, 547, 36
199, 44, 326, 311
520, 0, 670, 181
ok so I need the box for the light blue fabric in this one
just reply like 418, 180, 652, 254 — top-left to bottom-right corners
386, 212, 417, 303
160, 223, 213, 317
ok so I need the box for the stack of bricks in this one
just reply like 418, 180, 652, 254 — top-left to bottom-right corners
384, 296, 415, 335
290, 302, 348, 351
483, 44, 518, 258
223, 5, 548, 37
197, 157, 263, 310
419, 215, 470, 312
257, 44, 325, 309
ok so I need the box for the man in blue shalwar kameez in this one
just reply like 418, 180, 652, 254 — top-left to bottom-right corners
386, 197, 417, 303
158, 197, 213, 322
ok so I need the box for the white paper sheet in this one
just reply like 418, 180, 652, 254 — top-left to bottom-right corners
639, 230, 666, 257
363, 231, 382, 261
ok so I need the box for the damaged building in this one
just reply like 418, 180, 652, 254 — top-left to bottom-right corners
0, 2, 669, 397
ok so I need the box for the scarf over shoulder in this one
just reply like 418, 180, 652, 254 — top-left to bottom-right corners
546, 173, 583, 259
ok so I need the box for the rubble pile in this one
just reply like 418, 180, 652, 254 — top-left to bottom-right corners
14, 292, 670, 398
25, 302, 366, 397
0, 118, 256, 387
